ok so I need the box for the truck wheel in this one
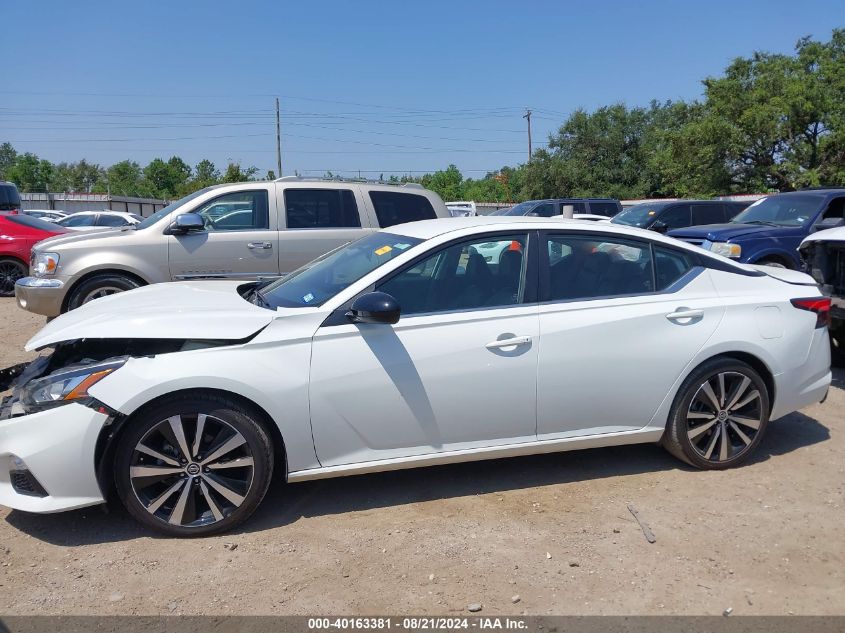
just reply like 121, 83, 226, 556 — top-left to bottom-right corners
755, 257, 789, 269
0, 258, 27, 297
66, 274, 141, 311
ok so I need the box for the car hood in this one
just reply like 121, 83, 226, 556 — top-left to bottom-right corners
668, 223, 794, 241
26, 280, 274, 350
801, 226, 845, 247
34, 226, 137, 249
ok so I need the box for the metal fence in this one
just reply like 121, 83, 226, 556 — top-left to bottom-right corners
21, 193, 169, 217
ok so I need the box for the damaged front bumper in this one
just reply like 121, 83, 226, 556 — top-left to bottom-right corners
0, 400, 109, 513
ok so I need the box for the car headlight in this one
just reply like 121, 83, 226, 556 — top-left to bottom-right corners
709, 242, 741, 258
32, 251, 60, 276
20, 358, 126, 413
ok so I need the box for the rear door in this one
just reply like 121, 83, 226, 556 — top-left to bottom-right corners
167, 187, 280, 280
536, 231, 724, 438
277, 185, 374, 273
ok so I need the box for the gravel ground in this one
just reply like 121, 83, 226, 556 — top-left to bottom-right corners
0, 296, 842, 616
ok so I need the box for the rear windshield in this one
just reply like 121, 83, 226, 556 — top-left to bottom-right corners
0, 184, 22, 211
2, 213, 63, 232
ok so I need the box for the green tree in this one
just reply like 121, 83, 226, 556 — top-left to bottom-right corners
221, 162, 258, 183
0, 142, 17, 180
6, 153, 54, 192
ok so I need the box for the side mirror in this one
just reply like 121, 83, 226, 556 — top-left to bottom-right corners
346, 292, 400, 324
169, 213, 205, 235
651, 220, 668, 233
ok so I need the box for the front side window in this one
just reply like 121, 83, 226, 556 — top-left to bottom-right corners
659, 205, 692, 229
530, 203, 556, 217
691, 203, 726, 225
195, 191, 269, 231
378, 234, 529, 315
285, 189, 360, 229
611, 203, 670, 227
544, 234, 654, 301
370, 191, 436, 227
259, 232, 422, 308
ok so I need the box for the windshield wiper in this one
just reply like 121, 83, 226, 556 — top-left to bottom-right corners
741, 220, 780, 227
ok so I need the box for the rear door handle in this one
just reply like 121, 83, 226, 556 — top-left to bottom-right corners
486, 335, 532, 349
248, 241, 273, 250
666, 308, 704, 321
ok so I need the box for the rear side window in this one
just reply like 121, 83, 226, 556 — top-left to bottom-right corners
588, 201, 619, 216
0, 183, 22, 211
654, 247, 695, 290
545, 234, 654, 301
691, 203, 726, 225
559, 202, 587, 214
285, 189, 360, 229
98, 214, 130, 227
370, 191, 436, 227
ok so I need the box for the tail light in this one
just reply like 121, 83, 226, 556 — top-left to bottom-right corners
791, 297, 831, 328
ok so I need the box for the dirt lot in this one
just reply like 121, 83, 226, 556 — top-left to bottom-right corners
0, 296, 842, 616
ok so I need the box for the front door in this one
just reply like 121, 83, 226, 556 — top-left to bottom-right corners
536, 232, 723, 438
167, 189, 280, 280
309, 232, 539, 467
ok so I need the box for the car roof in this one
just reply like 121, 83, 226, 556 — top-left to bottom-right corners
387, 215, 671, 242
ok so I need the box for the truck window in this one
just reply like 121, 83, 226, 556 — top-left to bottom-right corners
284, 189, 360, 229
369, 191, 436, 227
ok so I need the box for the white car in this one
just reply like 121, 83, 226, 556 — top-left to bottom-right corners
54, 210, 142, 231
0, 217, 831, 536
22, 209, 67, 222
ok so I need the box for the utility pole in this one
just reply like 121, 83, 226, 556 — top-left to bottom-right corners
523, 108, 533, 162
275, 97, 283, 178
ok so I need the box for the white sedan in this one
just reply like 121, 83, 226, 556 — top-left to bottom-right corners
0, 217, 831, 536
54, 210, 142, 231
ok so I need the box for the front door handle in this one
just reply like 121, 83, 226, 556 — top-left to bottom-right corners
248, 241, 273, 250
486, 335, 532, 349
666, 308, 704, 321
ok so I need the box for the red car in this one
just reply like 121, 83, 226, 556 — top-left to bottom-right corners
0, 214, 68, 297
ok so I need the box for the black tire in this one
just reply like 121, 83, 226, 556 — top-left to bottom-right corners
114, 393, 274, 537
66, 273, 141, 311
0, 257, 27, 297
663, 357, 770, 470
829, 320, 845, 367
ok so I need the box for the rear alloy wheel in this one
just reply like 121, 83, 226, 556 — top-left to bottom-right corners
663, 359, 770, 469
66, 273, 141, 310
115, 395, 273, 536
0, 258, 27, 297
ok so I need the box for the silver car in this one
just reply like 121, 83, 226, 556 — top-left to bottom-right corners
15, 177, 450, 316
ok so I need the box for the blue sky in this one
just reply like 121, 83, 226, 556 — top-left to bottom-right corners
2, 0, 843, 179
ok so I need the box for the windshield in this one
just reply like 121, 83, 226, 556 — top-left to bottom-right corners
611, 202, 669, 227
259, 232, 423, 309
730, 194, 821, 227
134, 187, 216, 230
499, 201, 539, 216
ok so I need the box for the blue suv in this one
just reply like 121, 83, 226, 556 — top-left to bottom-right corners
668, 189, 845, 268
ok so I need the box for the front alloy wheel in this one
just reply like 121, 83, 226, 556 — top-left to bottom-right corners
115, 395, 273, 536
664, 359, 770, 469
